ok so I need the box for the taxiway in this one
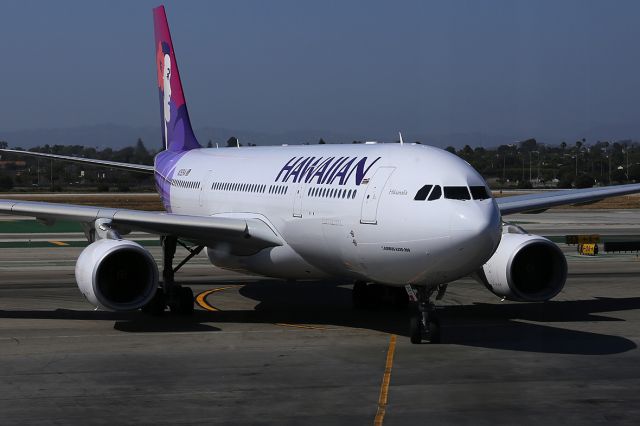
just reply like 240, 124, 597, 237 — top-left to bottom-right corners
0, 210, 639, 425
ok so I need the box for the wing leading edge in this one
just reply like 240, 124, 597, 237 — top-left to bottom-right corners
497, 183, 640, 215
0, 149, 154, 173
0, 199, 282, 255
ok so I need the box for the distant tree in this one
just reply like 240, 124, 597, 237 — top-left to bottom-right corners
134, 138, 152, 164
517, 180, 533, 189
0, 141, 7, 149
0, 175, 14, 191
226, 137, 240, 147
560, 141, 567, 152
318, 138, 326, 144
574, 173, 594, 188
611, 168, 626, 183
207, 140, 214, 148
519, 138, 537, 152
445, 146, 456, 154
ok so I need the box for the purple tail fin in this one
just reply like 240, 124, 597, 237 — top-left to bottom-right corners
153, 6, 201, 153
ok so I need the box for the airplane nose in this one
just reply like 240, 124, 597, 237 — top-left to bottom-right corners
450, 201, 502, 257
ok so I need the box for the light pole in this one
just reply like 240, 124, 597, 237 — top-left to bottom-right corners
530, 151, 540, 183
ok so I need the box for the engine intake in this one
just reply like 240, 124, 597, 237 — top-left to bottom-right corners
75, 239, 158, 310
474, 230, 567, 301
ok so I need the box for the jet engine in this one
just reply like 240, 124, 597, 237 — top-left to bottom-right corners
474, 226, 567, 301
75, 239, 158, 310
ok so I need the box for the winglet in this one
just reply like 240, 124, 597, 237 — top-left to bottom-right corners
399, 132, 404, 146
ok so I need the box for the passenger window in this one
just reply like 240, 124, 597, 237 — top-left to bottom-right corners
414, 185, 433, 201
428, 185, 441, 200
444, 186, 471, 200
470, 186, 490, 200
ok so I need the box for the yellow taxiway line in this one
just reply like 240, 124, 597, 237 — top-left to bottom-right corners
374, 334, 397, 426
274, 323, 327, 331
48, 241, 69, 246
195, 287, 233, 311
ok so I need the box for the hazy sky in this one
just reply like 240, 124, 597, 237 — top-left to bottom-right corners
2, 0, 640, 142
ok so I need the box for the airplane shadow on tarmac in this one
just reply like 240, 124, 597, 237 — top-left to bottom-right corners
0, 279, 637, 355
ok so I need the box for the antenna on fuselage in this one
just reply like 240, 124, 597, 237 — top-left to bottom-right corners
399, 132, 404, 146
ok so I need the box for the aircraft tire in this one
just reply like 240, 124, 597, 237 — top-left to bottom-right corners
142, 288, 166, 315
428, 319, 441, 344
409, 316, 423, 344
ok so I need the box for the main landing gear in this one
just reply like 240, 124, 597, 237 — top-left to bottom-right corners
142, 235, 203, 315
406, 285, 445, 344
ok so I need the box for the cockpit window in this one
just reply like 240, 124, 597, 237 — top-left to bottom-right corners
470, 186, 490, 200
428, 185, 442, 200
414, 185, 433, 201
444, 186, 471, 200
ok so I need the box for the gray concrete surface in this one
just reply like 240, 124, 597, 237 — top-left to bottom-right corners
0, 211, 640, 425
508, 209, 640, 235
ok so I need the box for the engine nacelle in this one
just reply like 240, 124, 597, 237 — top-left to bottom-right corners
75, 239, 158, 310
474, 229, 567, 301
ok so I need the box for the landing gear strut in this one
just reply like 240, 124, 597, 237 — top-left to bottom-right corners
142, 235, 200, 315
407, 285, 441, 344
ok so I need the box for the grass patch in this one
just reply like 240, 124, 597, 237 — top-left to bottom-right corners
0, 220, 83, 233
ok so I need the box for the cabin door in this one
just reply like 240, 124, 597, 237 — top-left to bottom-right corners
292, 182, 305, 217
360, 167, 395, 224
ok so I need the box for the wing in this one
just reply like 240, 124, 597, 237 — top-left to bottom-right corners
0, 199, 282, 255
0, 148, 154, 173
497, 183, 640, 215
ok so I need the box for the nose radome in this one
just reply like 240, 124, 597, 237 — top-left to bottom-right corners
450, 202, 492, 232
450, 201, 502, 250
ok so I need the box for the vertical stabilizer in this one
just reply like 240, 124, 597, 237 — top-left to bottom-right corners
153, 6, 201, 152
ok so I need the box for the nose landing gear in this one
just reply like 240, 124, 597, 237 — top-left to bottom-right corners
406, 285, 442, 344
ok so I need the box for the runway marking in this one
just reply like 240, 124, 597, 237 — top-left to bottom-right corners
374, 334, 397, 426
48, 240, 69, 246
195, 287, 233, 311
274, 323, 327, 330
195, 286, 326, 331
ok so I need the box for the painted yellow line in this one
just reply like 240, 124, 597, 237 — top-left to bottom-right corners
374, 334, 397, 426
195, 287, 233, 311
49, 240, 69, 246
274, 323, 327, 330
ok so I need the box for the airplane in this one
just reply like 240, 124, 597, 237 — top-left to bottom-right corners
2, 5, 640, 344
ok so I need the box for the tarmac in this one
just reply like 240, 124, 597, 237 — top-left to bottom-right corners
0, 210, 639, 425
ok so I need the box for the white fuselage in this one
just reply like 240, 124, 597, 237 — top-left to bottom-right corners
158, 143, 502, 288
